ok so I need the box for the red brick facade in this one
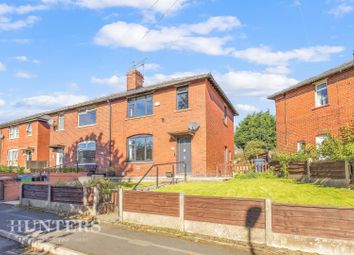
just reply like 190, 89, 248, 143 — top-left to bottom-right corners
271, 65, 354, 152
0, 73, 237, 177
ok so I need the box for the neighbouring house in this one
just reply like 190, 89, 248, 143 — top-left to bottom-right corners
0, 70, 238, 177
268, 61, 354, 152
0, 117, 50, 168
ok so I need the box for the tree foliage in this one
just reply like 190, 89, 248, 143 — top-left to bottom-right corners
235, 111, 276, 149
244, 140, 267, 160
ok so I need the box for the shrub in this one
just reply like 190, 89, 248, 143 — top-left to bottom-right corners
244, 140, 268, 160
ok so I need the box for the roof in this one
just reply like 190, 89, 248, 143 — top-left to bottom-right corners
268, 60, 354, 100
0, 73, 237, 129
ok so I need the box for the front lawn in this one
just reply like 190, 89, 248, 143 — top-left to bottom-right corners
158, 176, 354, 207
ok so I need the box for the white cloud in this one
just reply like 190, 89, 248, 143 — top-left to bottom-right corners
14, 55, 40, 64
215, 70, 298, 97
42, 0, 189, 13
235, 104, 260, 113
91, 74, 124, 89
328, 3, 353, 17
265, 65, 291, 75
94, 16, 240, 55
0, 15, 40, 31
0, 99, 5, 107
233, 45, 344, 66
0, 62, 6, 71
15, 71, 36, 79
145, 72, 196, 85
14, 93, 88, 108
0, 4, 47, 15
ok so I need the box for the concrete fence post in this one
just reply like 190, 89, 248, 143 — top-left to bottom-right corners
179, 192, 185, 232
119, 188, 123, 222
307, 158, 312, 180
82, 187, 88, 206
93, 187, 99, 216
47, 184, 51, 203
265, 198, 272, 246
344, 161, 350, 184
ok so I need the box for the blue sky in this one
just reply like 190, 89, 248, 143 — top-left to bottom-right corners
0, 0, 353, 124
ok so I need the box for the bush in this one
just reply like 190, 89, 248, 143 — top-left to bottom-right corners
0, 165, 27, 175
244, 140, 267, 160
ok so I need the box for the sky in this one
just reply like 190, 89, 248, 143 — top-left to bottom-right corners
0, 0, 353, 124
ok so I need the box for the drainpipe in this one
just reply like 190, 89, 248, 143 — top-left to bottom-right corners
107, 99, 112, 167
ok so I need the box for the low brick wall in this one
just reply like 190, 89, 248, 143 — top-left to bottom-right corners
48, 172, 87, 184
3, 180, 20, 201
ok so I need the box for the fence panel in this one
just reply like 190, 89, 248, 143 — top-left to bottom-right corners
184, 195, 265, 228
22, 184, 48, 200
51, 186, 83, 204
310, 160, 346, 179
272, 203, 354, 240
123, 190, 179, 217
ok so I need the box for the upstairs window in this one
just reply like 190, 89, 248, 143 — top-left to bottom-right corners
7, 149, 18, 166
176, 87, 188, 110
77, 141, 96, 165
26, 123, 32, 136
9, 126, 19, 139
315, 83, 328, 107
78, 108, 96, 127
128, 95, 153, 118
58, 114, 65, 131
223, 106, 228, 125
127, 135, 153, 162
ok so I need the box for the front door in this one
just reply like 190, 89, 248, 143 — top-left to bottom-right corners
56, 149, 64, 168
177, 137, 191, 175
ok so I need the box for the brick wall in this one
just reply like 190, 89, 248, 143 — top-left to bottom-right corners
3, 180, 20, 201
274, 67, 354, 152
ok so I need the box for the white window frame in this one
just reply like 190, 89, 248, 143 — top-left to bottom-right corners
315, 81, 328, 107
9, 126, 19, 139
78, 108, 96, 127
297, 141, 305, 152
77, 140, 96, 165
26, 123, 32, 136
7, 149, 19, 167
315, 135, 327, 149
58, 114, 65, 131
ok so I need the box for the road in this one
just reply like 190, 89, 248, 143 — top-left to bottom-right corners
0, 203, 253, 255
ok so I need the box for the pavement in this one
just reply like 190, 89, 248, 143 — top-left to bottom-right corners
0, 236, 48, 254
0, 203, 254, 255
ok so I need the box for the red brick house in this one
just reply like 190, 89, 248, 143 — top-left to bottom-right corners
268, 61, 354, 152
0, 70, 237, 177
0, 117, 50, 168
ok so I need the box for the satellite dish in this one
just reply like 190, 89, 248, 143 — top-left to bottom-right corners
0, 134, 4, 139
188, 122, 200, 131
47, 119, 54, 126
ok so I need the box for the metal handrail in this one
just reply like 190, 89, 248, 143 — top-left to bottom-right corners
132, 161, 187, 190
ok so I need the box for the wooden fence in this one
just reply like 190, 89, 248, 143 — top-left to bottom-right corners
310, 160, 346, 179
22, 183, 85, 204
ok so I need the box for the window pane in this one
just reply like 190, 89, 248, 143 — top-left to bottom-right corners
128, 95, 153, 118
77, 141, 96, 165
128, 100, 135, 118
127, 135, 153, 161
146, 96, 153, 115
177, 88, 188, 110
79, 110, 96, 126
136, 98, 146, 117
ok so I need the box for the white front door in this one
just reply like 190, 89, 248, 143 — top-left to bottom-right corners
56, 149, 63, 168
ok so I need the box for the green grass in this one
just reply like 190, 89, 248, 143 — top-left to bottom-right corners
158, 176, 354, 207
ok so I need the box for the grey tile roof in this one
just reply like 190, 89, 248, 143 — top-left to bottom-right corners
0, 73, 237, 129
268, 60, 354, 100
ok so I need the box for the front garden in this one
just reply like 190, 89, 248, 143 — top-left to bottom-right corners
158, 173, 354, 207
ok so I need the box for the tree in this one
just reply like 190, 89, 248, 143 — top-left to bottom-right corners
244, 140, 267, 160
235, 111, 276, 149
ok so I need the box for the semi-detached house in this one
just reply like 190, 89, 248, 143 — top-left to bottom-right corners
0, 70, 238, 177
268, 61, 354, 152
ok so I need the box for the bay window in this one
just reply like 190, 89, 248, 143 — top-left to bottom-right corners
127, 135, 153, 162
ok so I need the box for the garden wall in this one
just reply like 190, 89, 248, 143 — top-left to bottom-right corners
48, 172, 87, 185
116, 190, 354, 255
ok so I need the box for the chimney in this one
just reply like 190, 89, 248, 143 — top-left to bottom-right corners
127, 69, 144, 90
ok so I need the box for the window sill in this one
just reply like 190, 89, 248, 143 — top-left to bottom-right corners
312, 104, 330, 111
77, 124, 97, 128
56, 129, 64, 132
174, 108, 191, 113
126, 161, 154, 164
126, 114, 154, 121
